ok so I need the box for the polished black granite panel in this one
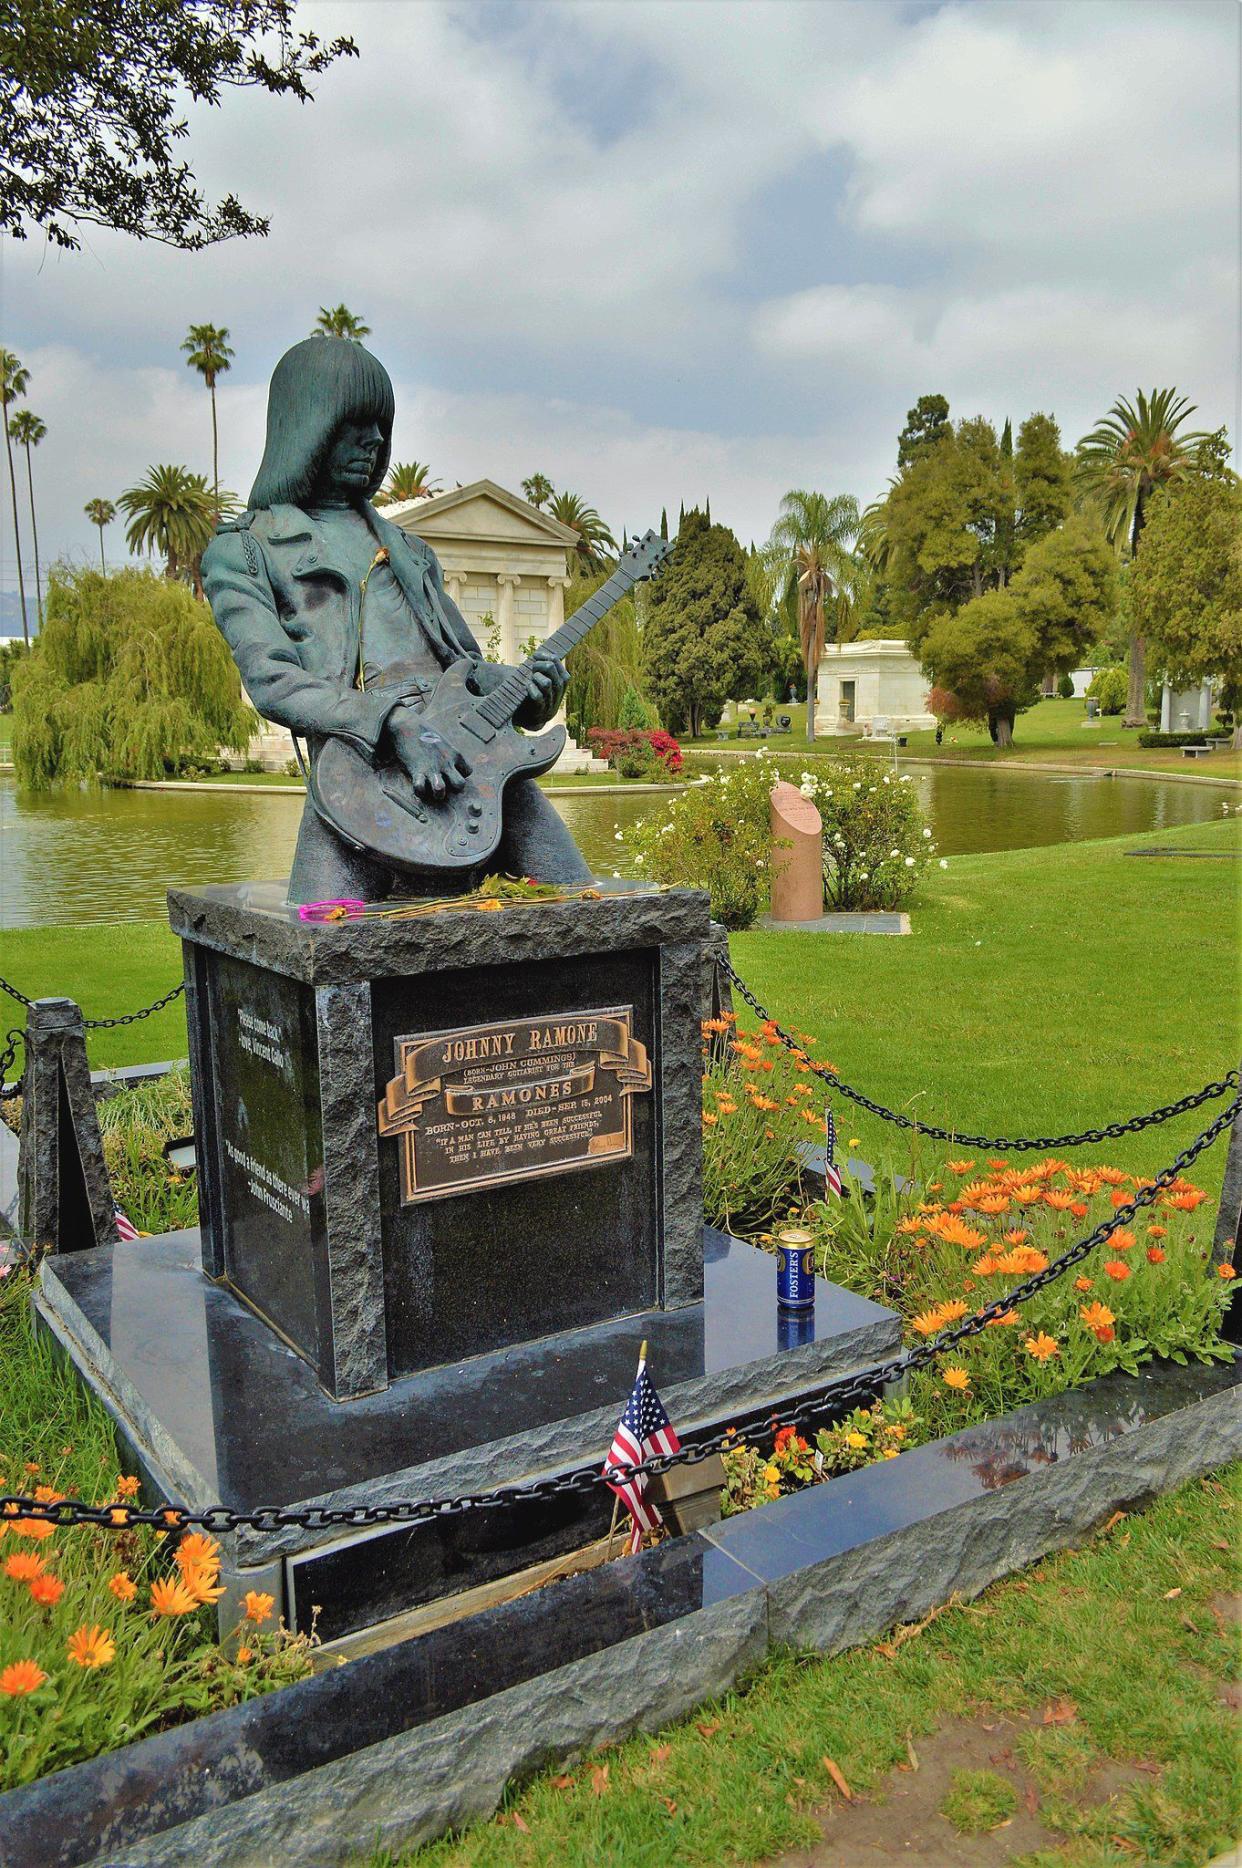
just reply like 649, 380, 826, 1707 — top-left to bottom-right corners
374, 950, 659, 1373
39, 1228, 896, 1528
705, 1354, 1242, 1583
1, 1530, 760, 1868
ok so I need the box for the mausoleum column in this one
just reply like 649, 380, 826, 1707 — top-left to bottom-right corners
496, 573, 520, 663
546, 574, 570, 638
445, 571, 465, 609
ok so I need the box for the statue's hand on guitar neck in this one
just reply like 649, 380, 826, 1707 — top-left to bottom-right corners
515, 646, 570, 727
388, 705, 472, 805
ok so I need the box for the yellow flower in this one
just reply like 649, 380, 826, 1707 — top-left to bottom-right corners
108, 1571, 138, 1603
475, 898, 504, 912
174, 1533, 220, 1575
941, 1367, 971, 1392
181, 1562, 225, 1606
235, 1645, 253, 1664
845, 1432, 868, 1449
1024, 1332, 1060, 1363
911, 1308, 945, 1337
67, 1624, 117, 1669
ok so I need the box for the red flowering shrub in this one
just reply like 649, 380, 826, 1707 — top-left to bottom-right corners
587, 728, 682, 776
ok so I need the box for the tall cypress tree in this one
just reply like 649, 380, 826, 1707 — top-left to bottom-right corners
660, 507, 668, 540
640, 509, 768, 737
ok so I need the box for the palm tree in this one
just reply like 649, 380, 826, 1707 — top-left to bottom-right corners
181, 323, 234, 513
548, 490, 617, 573
375, 460, 440, 506
314, 304, 371, 341
0, 349, 30, 644
8, 410, 46, 631
118, 465, 229, 596
521, 472, 553, 510
1076, 389, 1210, 725
767, 489, 862, 740
84, 498, 117, 573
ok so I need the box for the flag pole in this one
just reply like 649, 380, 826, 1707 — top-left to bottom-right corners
608, 1340, 649, 1557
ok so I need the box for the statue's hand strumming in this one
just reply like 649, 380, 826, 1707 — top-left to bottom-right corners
388, 707, 472, 804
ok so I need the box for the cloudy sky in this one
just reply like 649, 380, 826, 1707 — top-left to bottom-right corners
1, 0, 1238, 599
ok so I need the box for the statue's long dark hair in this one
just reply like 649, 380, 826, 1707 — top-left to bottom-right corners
248, 338, 395, 509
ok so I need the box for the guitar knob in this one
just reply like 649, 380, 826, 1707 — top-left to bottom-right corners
467, 801, 483, 818
467, 822, 479, 834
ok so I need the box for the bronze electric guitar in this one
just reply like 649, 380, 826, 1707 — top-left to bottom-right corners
309, 528, 672, 877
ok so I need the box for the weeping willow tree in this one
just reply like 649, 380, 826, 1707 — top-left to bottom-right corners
563, 567, 646, 739
11, 565, 255, 788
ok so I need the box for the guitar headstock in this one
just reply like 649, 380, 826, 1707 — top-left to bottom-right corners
619, 528, 674, 583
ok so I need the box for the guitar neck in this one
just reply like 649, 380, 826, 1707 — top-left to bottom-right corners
475, 559, 645, 730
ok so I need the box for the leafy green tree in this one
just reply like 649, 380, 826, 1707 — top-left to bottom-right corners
84, 498, 116, 573
640, 509, 768, 737
1130, 475, 1242, 746
181, 324, 234, 512
521, 473, 553, 510
885, 416, 1010, 645
1014, 412, 1072, 551
897, 394, 951, 471
8, 409, 45, 630
921, 521, 1115, 745
313, 305, 370, 341
547, 491, 617, 572
375, 461, 440, 506
563, 567, 642, 740
1076, 389, 1211, 724
1, 349, 30, 643
0, 3, 356, 250
1087, 665, 1128, 714
617, 685, 658, 730
118, 465, 231, 596
766, 489, 862, 739
11, 566, 254, 786
0, 638, 27, 712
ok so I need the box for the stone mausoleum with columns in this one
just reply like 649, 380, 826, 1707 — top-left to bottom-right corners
242, 479, 606, 775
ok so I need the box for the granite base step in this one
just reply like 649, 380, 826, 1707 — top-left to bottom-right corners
3, 1352, 1236, 1868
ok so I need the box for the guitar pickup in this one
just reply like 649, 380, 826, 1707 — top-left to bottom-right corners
380, 774, 428, 823
458, 714, 496, 743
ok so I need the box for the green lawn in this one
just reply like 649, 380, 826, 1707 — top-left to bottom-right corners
142, 771, 676, 792
686, 698, 1242, 780
8, 814, 1236, 1191
391, 1467, 1241, 1867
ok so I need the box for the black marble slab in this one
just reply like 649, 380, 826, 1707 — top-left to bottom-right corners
168, 879, 711, 987
3, 1352, 1237, 1868
37, 1226, 900, 1568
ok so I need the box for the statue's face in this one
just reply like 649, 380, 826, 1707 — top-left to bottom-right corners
317, 417, 384, 499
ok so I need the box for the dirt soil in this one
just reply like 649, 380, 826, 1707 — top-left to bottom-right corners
769, 1708, 1144, 1868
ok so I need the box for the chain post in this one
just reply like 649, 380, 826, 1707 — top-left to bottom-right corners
17, 998, 120, 1253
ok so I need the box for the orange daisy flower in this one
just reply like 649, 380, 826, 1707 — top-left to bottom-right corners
1106, 1228, 1136, 1252
1079, 1301, 1115, 1340
946, 1160, 975, 1175
1013, 1187, 1043, 1207
1024, 1332, 1060, 1363
4, 1551, 44, 1583
911, 1308, 946, 1337
1104, 1260, 1132, 1282
1095, 1167, 1128, 1186
1166, 1189, 1209, 1212
1109, 1190, 1132, 1210
243, 1590, 275, 1624
150, 1576, 200, 1617
1044, 1191, 1075, 1212
1001, 1230, 1030, 1246
115, 1475, 141, 1499
941, 1367, 971, 1392
29, 1572, 64, 1607
108, 1571, 138, 1603
974, 1195, 1010, 1217
1218, 1263, 1236, 1280
1146, 1246, 1166, 1264
0, 1660, 47, 1697
1070, 1202, 1089, 1220
1074, 1276, 1094, 1292
1146, 1225, 1167, 1239
32, 1486, 64, 1506
986, 1309, 1020, 1327
11, 1516, 56, 1541
931, 1216, 987, 1251
896, 1217, 926, 1237
182, 1563, 225, 1606
67, 1624, 116, 1669
971, 1254, 999, 1276
936, 1299, 969, 1324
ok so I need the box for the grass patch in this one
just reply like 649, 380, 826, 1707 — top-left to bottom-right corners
685, 697, 1242, 778
939, 1766, 1018, 1833
380, 1466, 1240, 1866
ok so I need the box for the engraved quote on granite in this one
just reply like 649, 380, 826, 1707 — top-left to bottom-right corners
377, 1006, 653, 1203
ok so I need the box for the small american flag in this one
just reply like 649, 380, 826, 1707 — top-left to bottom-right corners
114, 1208, 139, 1242
823, 1106, 843, 1198
603, 1350, 681, 1555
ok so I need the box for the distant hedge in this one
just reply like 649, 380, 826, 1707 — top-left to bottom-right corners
1137, 730, 1224, 748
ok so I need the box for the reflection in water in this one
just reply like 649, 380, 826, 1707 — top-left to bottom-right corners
0, 766, 1231, 927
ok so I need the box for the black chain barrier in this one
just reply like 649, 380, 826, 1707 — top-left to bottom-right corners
718, 956, 1238, 1152
0, 973, 184, 1032
4, 1091, 1236, 1540
0, 1027, 24, 1101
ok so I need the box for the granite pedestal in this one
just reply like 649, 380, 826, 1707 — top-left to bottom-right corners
169, 881, 710, 1400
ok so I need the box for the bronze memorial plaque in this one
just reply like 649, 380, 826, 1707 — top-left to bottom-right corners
377, 1006, 653, 1204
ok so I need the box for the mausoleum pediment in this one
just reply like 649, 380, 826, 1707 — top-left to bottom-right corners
387, 480, 579, 550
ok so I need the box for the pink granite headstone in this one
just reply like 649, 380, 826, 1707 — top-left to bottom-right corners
769, 782, 823, 922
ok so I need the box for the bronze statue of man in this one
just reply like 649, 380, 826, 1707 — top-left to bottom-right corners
202, 338, 591, 903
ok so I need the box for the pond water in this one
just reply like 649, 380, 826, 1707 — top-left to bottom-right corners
0, 765, 1231, 928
